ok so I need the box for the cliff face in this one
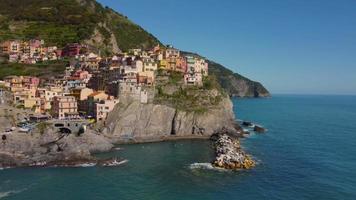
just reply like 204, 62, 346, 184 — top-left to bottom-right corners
0, 129, 113, 168
104, 97, 237, 143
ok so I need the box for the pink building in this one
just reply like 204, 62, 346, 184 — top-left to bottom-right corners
72, 70, 91, 82
95, 99, 119, 121
29, 39, 43, 48
176, 56, 187, 73
61, 43, 83, 57
52, 96, 78, 120
23, 76, 40, 87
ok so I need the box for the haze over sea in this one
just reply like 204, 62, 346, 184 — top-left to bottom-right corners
1, 95, 355, 200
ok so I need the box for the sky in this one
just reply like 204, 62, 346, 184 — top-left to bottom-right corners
98, 0, 356, 95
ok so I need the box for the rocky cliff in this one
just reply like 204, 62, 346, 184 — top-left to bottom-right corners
0, 129, 114, 168
182, 51, 270, 98
103, 96, 239, 143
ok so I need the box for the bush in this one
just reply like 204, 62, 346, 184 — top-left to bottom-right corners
37, 122, 51, 135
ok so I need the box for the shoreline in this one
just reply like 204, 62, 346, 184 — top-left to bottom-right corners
106, 135, 211, 145
0, 132, 254, 171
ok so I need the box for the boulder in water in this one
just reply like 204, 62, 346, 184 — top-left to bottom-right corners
254, 125, 266, 133
242, 121, 253, 127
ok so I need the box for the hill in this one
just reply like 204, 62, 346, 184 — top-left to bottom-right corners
182, 52, 270, 97
0, 0, 161, 54
208, 61, 270, 97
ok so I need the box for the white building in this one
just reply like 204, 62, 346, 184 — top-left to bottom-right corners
95, 99, 119, 121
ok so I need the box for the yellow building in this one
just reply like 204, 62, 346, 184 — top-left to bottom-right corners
70, 87, 94, 101
159, 59, 167, 69
24, 98, 41, 113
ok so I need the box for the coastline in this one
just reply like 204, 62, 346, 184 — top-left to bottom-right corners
106, 134, 211, 145
0, 95, 257, 170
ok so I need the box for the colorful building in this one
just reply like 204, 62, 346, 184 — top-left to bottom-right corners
52, 96, 79, 120
164, 46, 180, 59
61, 43, 84, 57
95, 99, 119, 121
70, 87, 94, 101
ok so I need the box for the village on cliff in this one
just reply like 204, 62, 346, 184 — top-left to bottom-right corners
0, 39, 209, 134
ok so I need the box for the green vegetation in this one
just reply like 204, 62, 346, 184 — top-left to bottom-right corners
168, 71, 184, 85
0, 60, 67, 79
207, 60, 270, 97
37, 122, 51, 135
0, 0, 161, 51
155, 72, 225, 113
15, 105, 24, 109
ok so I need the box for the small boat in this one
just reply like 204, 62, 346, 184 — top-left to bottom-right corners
99, 158, 128, 167
19, 127, 30, 133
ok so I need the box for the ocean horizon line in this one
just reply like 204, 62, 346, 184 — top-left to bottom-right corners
267, 93, 356, 97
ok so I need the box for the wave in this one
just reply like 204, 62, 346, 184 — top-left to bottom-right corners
189, 163, 228, 172
115, 159, 129, 166
51, 162, 97, 168
0, 191, 12, 199
73, 163, 97, 168
102, 159, 129, 167
0, 189, 26, 199
0, 167, 12, 171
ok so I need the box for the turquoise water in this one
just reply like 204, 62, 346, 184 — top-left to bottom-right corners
1, 95, 356, 199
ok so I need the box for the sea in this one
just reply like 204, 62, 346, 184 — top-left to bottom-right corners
1, 94, 356, 200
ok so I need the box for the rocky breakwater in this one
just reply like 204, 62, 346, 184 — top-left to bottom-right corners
211, 131, 255, 170
103, 96, 237, 143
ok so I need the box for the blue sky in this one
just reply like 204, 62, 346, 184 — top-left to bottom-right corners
98, 0, 356, 95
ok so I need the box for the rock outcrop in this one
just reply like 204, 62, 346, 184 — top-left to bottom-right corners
0, 130, 114, 168
254, 125, 267, 133
104, 96, 237, 143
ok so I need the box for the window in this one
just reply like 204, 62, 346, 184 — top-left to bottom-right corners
54, 123, 64, 127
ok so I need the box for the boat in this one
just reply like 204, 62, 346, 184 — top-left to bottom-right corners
19, 127, 30, 133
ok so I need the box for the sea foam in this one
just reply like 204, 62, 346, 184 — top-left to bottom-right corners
189, 163, 228, 171
74, 163, 97, 168
0, 189, 26, 199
